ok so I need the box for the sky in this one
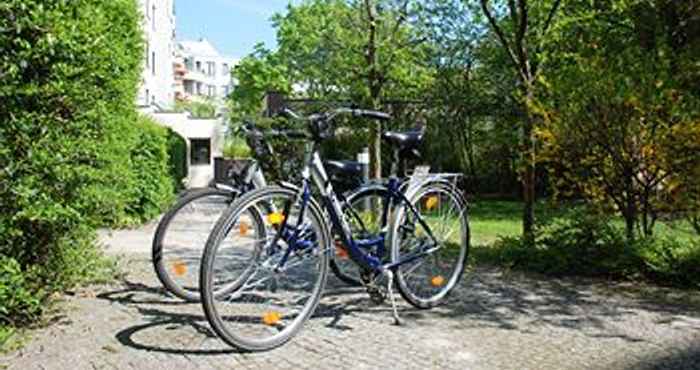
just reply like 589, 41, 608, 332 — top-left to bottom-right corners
175, 0, 302, 59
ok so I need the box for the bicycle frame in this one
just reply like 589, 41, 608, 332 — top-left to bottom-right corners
278, 142, 442, 274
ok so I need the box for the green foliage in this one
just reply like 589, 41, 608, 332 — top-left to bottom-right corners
224, 136, 252, 159
229, 45, 291, 121
538, 0, 700, 239
0, 0, 174, 325
488, 207, 700, 287
125, 116, 176, 223
0, 257, 42, 326
166, 129, 188, 191
175, 98, 218, 119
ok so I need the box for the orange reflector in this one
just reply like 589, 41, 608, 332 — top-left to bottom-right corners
239, 221, 250, 236
335, 241, 349, 259
426, 196, 439, 210
267, 212, 285, 225
172, 261, 187, 277
431, 275, 445, 287
262, 311, 281, 326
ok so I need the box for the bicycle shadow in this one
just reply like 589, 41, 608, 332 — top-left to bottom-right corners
96, 265, 700, 357
96, 276, 387, 356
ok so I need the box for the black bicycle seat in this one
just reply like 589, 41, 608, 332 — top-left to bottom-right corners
382, 130, 423, 151
324, 160, 363, 176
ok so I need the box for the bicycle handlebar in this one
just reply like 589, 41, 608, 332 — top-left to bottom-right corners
282, 107, 392, 123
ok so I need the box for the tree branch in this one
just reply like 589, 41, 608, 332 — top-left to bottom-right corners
541, 0, 562, 35
480, 0, 527, 82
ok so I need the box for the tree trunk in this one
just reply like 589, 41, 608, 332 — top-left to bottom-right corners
522, 89, 536, 243
364, 0, 382, 180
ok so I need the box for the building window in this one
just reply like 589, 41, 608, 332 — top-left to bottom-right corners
146, 0, 150, 18
145, 42, 149, 68
190, 139, 211, 165
195, 61, 202, 72
145, 89, 150, 105
151, 52, 156, 75
222, 85, 230, 96
207, 85, 216, 97
222, 63, 229, 76
152, 5, 156, 30
207, 62, 216, 77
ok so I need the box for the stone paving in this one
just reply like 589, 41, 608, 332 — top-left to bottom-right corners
2, 228, 700, 370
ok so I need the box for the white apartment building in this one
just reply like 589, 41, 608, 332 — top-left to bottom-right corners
138, 0, 176, 108
177, 38, 237, 102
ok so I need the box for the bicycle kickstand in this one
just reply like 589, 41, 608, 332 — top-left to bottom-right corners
382, 268, 403, 326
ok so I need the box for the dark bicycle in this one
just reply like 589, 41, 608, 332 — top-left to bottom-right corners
151, 121, 373, 301
199, 107, 470, 351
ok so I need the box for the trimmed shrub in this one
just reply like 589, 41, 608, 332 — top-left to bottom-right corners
166, 129, 188, 192
124, 116, 176, 224
0, 0, 173, 323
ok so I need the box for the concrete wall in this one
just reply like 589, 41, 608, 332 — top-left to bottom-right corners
148, 112, 228, 188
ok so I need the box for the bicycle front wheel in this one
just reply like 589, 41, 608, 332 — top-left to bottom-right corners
390, 183, 469, 309
200, 186, 330, 351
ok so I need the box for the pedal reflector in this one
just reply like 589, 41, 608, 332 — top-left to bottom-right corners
262, 311, 281, 326
431, 275, 445, 287
425, 196, 439, 210
335, 242, 349, 259
172, 261, 187, 277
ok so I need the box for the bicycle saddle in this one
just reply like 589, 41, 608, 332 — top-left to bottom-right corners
323, 160, 363, 176
382, 130, 423, 151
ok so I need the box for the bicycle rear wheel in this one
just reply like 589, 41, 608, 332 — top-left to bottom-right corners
390, 183, 469, 309
200, 186, 330, 351
152, 188, 237, 302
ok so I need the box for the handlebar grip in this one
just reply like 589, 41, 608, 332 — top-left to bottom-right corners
267, 129, 308, 139
352, 109, 392, 121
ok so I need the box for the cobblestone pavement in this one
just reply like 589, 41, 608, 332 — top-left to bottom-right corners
2, 234, 700, 369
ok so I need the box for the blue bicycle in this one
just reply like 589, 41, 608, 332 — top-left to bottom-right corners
199, 108, 470, 351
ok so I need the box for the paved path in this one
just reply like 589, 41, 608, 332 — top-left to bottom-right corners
2, 228, 700, 369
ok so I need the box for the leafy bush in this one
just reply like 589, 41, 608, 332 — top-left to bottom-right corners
124, 116, 176, 224
0, 257, 42, 325
638, 237, 700, 287
224, 136, 253, 159
175, 99, 218, 119
491, 208, 700, 287
166, 129, 188, 191
0, 0, 171, 324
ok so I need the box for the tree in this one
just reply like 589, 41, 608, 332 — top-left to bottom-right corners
265, 0, 432, 178
478, 0, 563, 242
538, 0, 700, 240
228, 44, 291, 122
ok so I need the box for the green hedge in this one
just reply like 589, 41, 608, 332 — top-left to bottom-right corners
124, 116, 176, 223
0, 0, 176, 327
166, 129, 188, 192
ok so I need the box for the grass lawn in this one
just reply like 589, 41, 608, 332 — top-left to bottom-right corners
469, 199, 698, 247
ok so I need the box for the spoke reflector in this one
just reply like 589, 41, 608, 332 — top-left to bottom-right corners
172, 261, 187, 277
267, 212, 285, 225
239, 221, 249, 236
431, 275, 445, 287
262, 311, 282, 326
425, 196, 439, 210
